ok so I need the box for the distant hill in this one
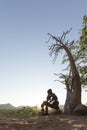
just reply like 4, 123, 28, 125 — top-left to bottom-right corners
0, 103, 16, 110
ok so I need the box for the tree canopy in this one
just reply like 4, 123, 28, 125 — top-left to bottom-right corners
48, 15, 87, 88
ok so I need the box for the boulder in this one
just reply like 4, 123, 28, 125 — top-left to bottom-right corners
73, 104, 87, 115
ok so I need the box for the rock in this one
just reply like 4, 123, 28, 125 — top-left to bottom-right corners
73, 104, 87, 115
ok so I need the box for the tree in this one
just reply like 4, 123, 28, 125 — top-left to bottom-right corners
80, 15, 87, 46
47, 15, 87, 114
47, 29, 81, 114
57, 15, 87, 89
78, 15, 87, 88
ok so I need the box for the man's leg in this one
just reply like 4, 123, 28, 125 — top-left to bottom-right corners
52, 101, 59, 110
41, 101, 48, 114
45, 106, 48, 114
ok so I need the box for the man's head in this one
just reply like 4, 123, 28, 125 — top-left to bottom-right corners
47, 89, 52, 95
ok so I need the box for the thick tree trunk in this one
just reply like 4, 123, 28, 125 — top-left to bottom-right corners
64, 88, 81, 114
63, 45, 81, 114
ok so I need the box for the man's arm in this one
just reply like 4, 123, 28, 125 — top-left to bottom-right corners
47, 95, 51, 102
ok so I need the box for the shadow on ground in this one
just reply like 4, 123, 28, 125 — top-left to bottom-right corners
0, 115, 87, 130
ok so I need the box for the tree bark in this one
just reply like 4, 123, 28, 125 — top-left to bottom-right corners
63, 45, 81, 114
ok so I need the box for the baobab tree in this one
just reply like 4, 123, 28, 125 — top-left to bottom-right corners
47, 29, 82, 114
47, 16, 87, 114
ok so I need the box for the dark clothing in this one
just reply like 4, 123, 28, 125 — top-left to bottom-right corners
47, 92, 58, 103
41, 91, 59, 114
41, 100, 59, 109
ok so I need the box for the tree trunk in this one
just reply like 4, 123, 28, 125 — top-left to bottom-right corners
64, 89, 80, 114
63, 45, 81, 114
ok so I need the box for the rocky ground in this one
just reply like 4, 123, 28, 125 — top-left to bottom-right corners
0, 115, 87, 130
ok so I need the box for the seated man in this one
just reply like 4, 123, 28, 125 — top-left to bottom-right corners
41, 89, 59, 114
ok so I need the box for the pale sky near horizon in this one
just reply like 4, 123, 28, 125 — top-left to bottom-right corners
0, 0, 87, 107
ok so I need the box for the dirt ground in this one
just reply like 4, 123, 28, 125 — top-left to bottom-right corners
0, 115, 87, 130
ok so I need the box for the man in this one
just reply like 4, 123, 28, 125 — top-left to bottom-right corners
41, 89, 59, 114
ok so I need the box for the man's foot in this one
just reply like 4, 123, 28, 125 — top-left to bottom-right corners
45, 106, 48, 115
41, 108, 44, 113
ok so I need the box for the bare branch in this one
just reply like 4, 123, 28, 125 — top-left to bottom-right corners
61, 28, 72, 41
54, 79, 65, 85
48, 33, 64, 46
46, 35, 51, 43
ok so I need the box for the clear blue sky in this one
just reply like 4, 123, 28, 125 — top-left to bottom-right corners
0, 0, 87, 107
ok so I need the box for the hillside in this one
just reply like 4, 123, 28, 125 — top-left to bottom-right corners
0, 103, 16, 110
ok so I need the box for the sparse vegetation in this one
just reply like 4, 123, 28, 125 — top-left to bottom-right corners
0, 106, 40, 117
